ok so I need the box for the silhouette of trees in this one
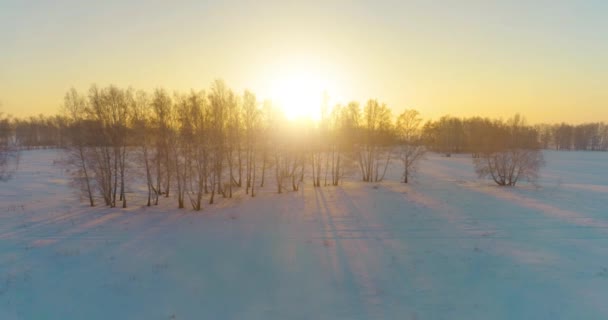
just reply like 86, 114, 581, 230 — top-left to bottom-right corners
534, 124, 552, 149
151, 88, 174, 199
553, 123, 573, 150
0, 109, 19, 182
242, 90, 260, 196
358, 99, 393, 182
11, 77, 608, 211
10, 114, 66, 149
182, 90, 210, 210
421, 116, 608, 154
63, 88, 95, 206
422, 114, 546, 186
421, 116, 464, 156
207, 79, 231, 202
87, 85, 132, 208
528, 122, 608, 151
18, 80, 604, 208
325, 102, 359, 186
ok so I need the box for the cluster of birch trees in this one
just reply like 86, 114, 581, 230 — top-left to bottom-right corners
2, 81, 557, 197
60, 80, 424, 209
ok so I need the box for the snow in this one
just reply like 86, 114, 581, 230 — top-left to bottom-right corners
1, 149, 608, 319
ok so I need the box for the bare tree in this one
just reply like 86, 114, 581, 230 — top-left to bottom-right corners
242, 90, 260, 197
0, 107, 19, 182
224, 87, 240, 198
173, 93, 190, 209
474, 149, 544, 186
172, 89, 210, 210
62, 89, 95, 205
358, 99, 393, 182
86, 85, 132, 208
267, 108, 291, 193
131, 90, 158, 206
185, 90, 209, 210
396, 109, 426, 183
207, 79, 231, 203
151, 89, 174, 199
258, 100, 277, 189
473, 115, 545, 186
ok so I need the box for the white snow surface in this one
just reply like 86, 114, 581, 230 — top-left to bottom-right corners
1, 149, 608, 319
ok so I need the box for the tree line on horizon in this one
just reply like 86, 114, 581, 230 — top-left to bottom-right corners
0, 81, 598, 209
3, 104, 608, 154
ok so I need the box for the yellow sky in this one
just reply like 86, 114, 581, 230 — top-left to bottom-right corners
1, 1, 606, 123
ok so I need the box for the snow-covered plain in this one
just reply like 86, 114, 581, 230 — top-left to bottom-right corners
1, 149, 608, 319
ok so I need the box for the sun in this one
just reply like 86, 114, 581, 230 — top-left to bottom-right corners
270, 70, 328, 121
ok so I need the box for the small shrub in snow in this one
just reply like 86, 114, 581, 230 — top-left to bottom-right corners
473, 115, 545, 187
474, 149, 544, 186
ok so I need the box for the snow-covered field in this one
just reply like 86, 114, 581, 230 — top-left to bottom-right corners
1, 149, 608, 319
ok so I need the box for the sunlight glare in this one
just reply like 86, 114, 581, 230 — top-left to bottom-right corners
271, 70, 327, 121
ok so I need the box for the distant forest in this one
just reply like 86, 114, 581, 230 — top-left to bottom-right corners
0, 81, 604, 209
1, 93, 606, 153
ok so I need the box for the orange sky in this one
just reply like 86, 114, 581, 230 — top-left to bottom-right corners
1, 1, 606, 123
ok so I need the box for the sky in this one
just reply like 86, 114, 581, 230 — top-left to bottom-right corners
0, 0, 606, 123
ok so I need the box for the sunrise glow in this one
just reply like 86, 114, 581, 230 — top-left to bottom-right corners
270, 70, 328, 121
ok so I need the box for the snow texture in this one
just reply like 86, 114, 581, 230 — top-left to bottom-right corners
1, 149, 608, 319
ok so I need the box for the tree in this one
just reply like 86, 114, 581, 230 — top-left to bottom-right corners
185, 90, 210, 210
534, 124, 553, 149
62, 89, 95, 206
224, 86, 240, 198
207, 79, 230, 203
553, 123, 573, 150
473, 115, 545, 186
173, 89, 209, 210
358, 99, 393, 182
0, 108, 19, 182
396, 110, 425, 183
131, 90, 158, 206
242, 90, 260, 196
173, 92, 190, 209
258, 100, 276, 189
86, 85, 132, 208
151, 88, 174, 199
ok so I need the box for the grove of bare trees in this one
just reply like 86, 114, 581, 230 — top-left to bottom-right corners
48, 82, 431, 209
49, 82, 405, 209
3, 83, 607, 202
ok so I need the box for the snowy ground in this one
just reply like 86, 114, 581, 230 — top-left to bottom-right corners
1, 149, 608, 319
